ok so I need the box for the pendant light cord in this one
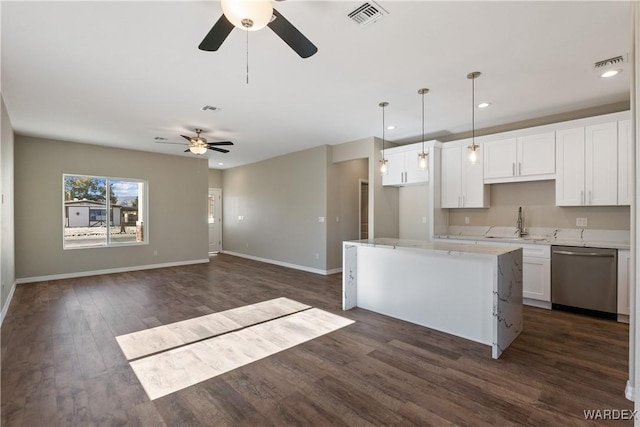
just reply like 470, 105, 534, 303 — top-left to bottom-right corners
471, 76, 475, 144
421, 91, 425, 153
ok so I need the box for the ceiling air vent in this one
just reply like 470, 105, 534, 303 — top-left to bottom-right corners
348, 1, 387, 26
593, 55, 627, 70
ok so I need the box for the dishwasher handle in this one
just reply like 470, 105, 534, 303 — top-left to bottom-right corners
552, 249, 615, 257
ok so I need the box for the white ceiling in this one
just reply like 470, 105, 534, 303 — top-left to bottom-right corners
1, 1, 631, 169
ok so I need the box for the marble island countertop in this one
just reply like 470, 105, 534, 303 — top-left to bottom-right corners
436, 226, 630, 250
347, 238, 522, 256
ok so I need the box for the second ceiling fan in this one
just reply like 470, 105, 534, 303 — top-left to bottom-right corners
198, 0, 317, 58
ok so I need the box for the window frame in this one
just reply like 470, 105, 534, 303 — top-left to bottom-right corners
62, 173, 149, 250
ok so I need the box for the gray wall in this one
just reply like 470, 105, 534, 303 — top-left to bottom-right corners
1, 96, 16, 314
208, 169, 223, 188
327, 158, 368, 270
448, 180, 630, 230
14, 136, 209, 280
399, 185, 430, 240
222, 145, 329, 271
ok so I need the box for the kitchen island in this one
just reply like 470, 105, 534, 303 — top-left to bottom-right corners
343, 238, 523, 358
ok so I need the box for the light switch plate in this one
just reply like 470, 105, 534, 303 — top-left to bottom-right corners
318, 217, 325, 223
576, 217, 588, 227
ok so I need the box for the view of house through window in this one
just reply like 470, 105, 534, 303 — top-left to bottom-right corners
63, 174, 147, 249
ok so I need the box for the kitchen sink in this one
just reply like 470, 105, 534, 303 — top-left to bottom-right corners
484, 236, 544, 242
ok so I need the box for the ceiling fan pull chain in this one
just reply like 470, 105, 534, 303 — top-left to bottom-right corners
246, 29, 249, 84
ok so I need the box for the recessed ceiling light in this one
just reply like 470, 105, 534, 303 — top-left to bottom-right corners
600, 69, 621, 78
477, 102, 491, 109
218, 162, 224, 166
387, 125, 396, 130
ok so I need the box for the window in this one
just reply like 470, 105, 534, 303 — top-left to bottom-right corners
63, 174, 147, 249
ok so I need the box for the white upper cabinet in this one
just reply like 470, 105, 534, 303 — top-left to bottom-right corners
585, 122, 618, 206
556, 122, 618, 206
618, 120, 632, 206
441, 141, 489, 208
382, 144, 430, 186
484, 132, 555, 183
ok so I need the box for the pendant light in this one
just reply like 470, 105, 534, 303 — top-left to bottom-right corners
417, 88, 429, 170
467, 71, 481, 164
379, 101, 389, 175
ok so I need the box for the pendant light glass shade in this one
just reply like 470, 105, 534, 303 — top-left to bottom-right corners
467, 71, 481, 165
221, 0, 273, 31
379, 101, 389, 175
417, 88, 429, 171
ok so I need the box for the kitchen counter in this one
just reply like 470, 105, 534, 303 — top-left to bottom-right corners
343, 238, 523, 359
437, 226, 630, 250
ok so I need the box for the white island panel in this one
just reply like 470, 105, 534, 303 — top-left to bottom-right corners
358, 245, 494, 345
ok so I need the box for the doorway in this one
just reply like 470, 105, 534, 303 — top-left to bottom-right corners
359, 180, 369, 239
208, 188, 222, 254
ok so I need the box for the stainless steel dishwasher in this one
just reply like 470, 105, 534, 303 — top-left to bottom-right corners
551, 245, 617, 319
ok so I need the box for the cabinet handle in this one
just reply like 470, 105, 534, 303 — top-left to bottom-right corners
580, 190, 584, 205
512, 163, 515, 176
462, 195, 465, 207
405, 171, 408, 183
588, 190, 592, 205
518, 162, 522, 175
458, 196, 461, 208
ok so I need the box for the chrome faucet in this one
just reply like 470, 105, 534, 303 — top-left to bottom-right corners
516, 206, 527, 237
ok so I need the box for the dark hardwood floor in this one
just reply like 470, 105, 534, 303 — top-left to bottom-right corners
1, 254, 633, 426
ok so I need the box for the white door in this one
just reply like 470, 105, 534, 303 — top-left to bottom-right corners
404, 147, 430, 184
208, 188, 222, 253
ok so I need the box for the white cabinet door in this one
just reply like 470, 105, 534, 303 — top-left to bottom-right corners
523, 257, 551, 302
463, 147, 488, 208
404, 147, 430, 184
585, 122, 618, 206
518, 132, 555, 176
484, 137, 517, 179
555, 127, 585, 206
618, 249, 630, 317
441, 146, 462, 208
618, 120, 632, 206
382, 151, 405, 186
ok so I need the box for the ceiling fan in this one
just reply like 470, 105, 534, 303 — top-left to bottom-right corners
198, 0, 317, 58
156, 129, 234, 155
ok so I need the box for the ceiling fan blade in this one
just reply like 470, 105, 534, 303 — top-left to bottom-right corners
268, 8, 317, 58
155, 141, 187, 145
180, 135, 193, 142
206, 141, 234, 146
184, 148, 191, 153
208, 147, 230, 153
199, 14, 234, 51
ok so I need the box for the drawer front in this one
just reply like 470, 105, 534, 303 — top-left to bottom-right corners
521, 244, 550, 259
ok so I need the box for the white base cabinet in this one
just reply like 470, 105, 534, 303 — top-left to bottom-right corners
522, 252, 551, 302
618, 249, 630, 322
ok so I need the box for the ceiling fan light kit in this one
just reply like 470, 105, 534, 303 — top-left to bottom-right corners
221, 0, 273, 31
155, 128, 234, 156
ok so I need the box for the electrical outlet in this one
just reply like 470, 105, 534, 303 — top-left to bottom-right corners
576, 217, 588, 227
318, 217, 325, 223
153, 250, 158, 256
464, 217, 470, 225
422, 217, 427, 224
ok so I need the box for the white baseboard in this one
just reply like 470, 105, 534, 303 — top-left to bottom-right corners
625, 380, 634, 401
0, 280, 17, 326
223, 251, 341, 276
15, 259, 210, 285
523, 298, 552, 309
